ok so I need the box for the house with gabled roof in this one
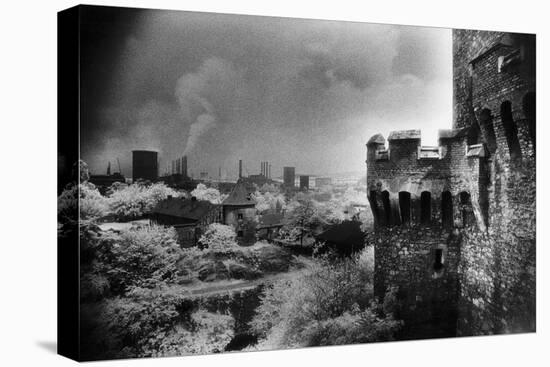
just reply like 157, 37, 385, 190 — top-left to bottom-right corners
151, 196, 222, 247
222, 179, 258, 245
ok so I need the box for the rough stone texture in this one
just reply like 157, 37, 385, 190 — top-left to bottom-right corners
366, 30, 535, 337
367, 226, 461, 339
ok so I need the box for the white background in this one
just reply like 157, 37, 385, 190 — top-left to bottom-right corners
0, 0, 548, 365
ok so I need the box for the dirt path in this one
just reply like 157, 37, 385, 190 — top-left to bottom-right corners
188, 271, 296, 297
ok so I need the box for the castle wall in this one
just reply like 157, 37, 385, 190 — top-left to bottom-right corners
453, 30, 503, 129
367, 29, 536, 338
453, 29, 536, 335
369, 227, 461, 339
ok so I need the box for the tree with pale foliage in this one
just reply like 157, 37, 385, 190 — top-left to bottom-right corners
58, 182, 109, 222
197, 223, 239, 253
280, 199, 317, 245
250, 246, 401, 350
190, 183, 227, 204
251, 190, 286, 213
108, 182, 180, 219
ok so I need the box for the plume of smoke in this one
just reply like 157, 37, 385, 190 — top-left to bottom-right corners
175, 57, 237, 156
184, 98, 216, 155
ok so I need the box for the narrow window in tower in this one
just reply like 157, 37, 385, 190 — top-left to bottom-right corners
382, 191, 391, 225
501, 101, 522, 161
238, 213, 243, 220
479, 109, 497, 156
441, 191, 453, 228
399, 192, 411, 225
369, 191, 379, 222
433, 249, 444, 271
459, 191, 472, 227
421, 191, 431, 224
467, 122, 481, 146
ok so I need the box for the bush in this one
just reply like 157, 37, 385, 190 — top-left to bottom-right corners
58, 183, 78, 224
250, 247, 401, 349
80, 224, 183, 297
190, 184, 226, 204
198, 223, 240, 253
58, 182, 109, 222
106, 225, 183, 293
108, 182, 180, 220
82, 285, 185, 359
300, 306, 402, 347
81, 286, 234, 359
80, 183, 109, 219
148, 310, 234, 357
251, 190, 286, 212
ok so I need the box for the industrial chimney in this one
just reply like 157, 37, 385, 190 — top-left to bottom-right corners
239, 159, 243, 179
182, 156, 188, 178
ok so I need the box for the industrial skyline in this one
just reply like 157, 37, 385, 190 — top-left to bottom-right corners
80, 6, 452, 179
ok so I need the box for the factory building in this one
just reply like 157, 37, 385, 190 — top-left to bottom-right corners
299, 175, 309, 191
260, 161, 271, 178
132, 150, 158, 182
89, 161, 126, 191
283, 167, 295, 188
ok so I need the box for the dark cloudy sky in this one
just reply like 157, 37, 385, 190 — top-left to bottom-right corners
80, 6, 452, 179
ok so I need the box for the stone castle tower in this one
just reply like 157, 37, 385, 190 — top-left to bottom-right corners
366, 30, 535, 337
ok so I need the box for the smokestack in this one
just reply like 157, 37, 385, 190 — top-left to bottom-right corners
182, 156, 188, 178
268, 163, 271, 179
107, 161, 111, 175
171, 160, 175, 175
261, 162, 264, 176
239, 159, 242, 179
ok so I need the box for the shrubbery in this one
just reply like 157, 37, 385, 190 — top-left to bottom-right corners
79, 223, 235, 359
58, 180, 181, 223
197, 223, 239, 253
190, 183, 226, 204
58, 182, 109, 222
108, 182, 180, 220
251, 190, 286, 212
249, 247, 401, 349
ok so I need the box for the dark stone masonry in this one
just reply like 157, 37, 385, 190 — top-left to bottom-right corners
366, 30, 535, 337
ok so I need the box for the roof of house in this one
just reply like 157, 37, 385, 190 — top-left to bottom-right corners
258, 212, 285, 229
152, 197, 218, 220
316, 220, 365, 246
222, 180, 256, 207
388, 129, 421, 141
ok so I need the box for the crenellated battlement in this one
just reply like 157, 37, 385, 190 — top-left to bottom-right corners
368, 30, 536, 337
366, 127, 488, 230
